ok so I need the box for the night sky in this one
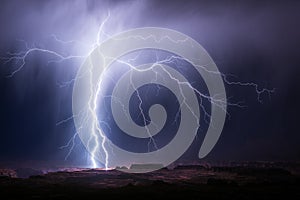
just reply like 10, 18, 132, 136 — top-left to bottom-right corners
0, 0, 299, 168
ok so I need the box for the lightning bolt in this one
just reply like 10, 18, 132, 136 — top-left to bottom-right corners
0, 11, 112, 169
0, 11, 274, 170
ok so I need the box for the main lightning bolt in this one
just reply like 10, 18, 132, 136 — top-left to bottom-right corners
0, 12, 274, 169
1, 12, 112, 169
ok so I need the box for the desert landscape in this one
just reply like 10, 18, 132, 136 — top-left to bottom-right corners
1, 161, 299, 199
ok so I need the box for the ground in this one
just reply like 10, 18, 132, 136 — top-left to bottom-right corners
0, 162, 300, 199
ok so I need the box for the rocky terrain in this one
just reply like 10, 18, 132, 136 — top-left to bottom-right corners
0, 162, 300, 199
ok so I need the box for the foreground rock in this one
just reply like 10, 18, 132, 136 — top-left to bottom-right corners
0, 163, 299, 199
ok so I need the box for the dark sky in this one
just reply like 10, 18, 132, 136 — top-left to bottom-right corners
0, 0, 299, 168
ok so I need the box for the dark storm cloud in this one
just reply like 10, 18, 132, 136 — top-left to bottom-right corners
0, 0, 299, 167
